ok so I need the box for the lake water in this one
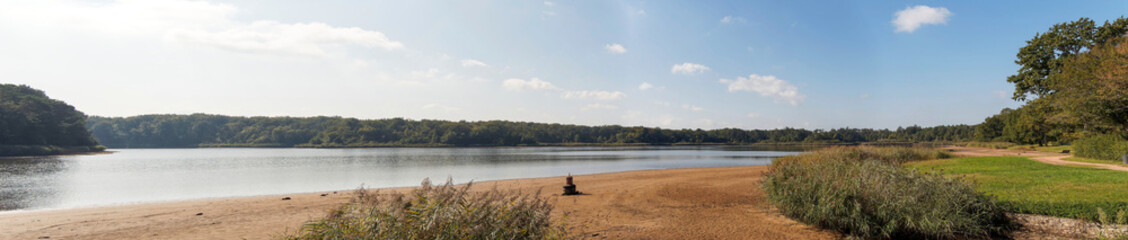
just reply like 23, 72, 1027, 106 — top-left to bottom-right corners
0, 146, 802, 211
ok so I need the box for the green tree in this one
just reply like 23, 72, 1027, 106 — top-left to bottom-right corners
1007, 17, 1128, 101
1051, 36, 1128, 140
0, 84, 99, 150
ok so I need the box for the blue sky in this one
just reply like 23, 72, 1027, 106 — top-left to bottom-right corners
1, 0, 1125, 129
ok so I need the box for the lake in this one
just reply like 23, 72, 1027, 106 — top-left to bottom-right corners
0, 145, 803, 211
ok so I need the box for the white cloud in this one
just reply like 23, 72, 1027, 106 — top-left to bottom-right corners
604, 43, 627, 54
681, 104, 704, 112
671, 62, 711, 75
636, 9, 646, 15
168, 21, 404, 57
502, 78, 558, 91
543, 1, 554, 7
562, 90, 627, 101
653, 101, 672, 107
892, 5, 952, 33
719, 74, 805, 106
410, 68, 440, 79
422, 103, 460, 111
0, 0, 237, 36
542, 10, 557, 16
460, 59, 489, 67
747, 112, 760, 118
5, 0, 407, 57
638, 82, 654, 91
720, 16, 746, 24
860, 93, 870, 99
581, 103, 618, 111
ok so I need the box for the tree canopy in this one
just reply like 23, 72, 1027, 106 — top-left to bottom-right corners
1007, 17, 1128, 101
0, 84, 99, 147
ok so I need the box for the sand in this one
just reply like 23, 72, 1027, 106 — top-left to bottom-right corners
0, 166, 838, 240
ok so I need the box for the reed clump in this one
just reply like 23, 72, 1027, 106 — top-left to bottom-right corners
280, 179, 568, 240
762, 146, 1014, 239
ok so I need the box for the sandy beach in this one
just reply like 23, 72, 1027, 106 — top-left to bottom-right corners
0, 165, 837, 240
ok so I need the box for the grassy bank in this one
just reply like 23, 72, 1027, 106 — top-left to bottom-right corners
1063, 156, 1128, 166
762, 147, 1014, 239
281, 179, 567, 240
0, 145, 106, 157
909, 156, 1128, 221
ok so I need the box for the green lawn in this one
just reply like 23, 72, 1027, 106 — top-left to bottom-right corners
909, 156, 1128, 221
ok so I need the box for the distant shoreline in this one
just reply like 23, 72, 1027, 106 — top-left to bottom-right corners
0, 145, 107, 158
107, 141, 954, 149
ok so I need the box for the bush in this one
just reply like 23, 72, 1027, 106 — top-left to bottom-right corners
1074, 134, 1128, 161
763, 147, 1014, 239
280, 179, 568, 240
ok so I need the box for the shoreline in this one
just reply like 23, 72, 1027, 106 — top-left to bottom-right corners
0, 149, 112, 159
0, 165, 837, 240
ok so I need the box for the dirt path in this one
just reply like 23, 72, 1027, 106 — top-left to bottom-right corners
0, 166, 838, 240
948, 146, 1128, 172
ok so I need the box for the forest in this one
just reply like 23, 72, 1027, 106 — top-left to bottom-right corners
86, 114, 975, 148
0, 84, 102, 156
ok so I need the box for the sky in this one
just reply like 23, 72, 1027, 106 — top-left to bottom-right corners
1, 0, 1125, 130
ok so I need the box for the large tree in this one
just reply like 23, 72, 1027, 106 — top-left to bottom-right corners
1007, 17, 1128, 101
1051, 36, 1128, 139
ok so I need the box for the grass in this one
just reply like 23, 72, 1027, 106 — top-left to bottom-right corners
280, 179, 569, 240
1062, 156, 1128, 166
909, 156, 1128, 221
762, 146, 1014, 239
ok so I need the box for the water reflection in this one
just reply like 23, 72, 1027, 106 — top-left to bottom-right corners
0, 156, 69, 210
0, 146, 799, 211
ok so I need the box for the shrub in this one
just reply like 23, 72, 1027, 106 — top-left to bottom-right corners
1074, 134, 1128, 161
763, 147, 1014, 239
280, 179, 568, 240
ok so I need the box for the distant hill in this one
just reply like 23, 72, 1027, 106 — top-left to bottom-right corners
86, 114, 976, 148
0, 84, 103, 156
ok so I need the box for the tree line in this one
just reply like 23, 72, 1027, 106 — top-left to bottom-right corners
975, 17, 1128, 146
86, 114, 975, 148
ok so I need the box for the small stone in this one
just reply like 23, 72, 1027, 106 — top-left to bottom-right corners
592, 233, 600, 237
320, 193, 328, 197
38, 236, 49, 239
282, 197, 291, 200
195, 212, 203, 216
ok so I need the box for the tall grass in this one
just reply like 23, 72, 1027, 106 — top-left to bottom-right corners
762, 146, 1014, 239
772, 146, 951, 166
1074, 134, 1128, 161
280, 179, 568, 240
